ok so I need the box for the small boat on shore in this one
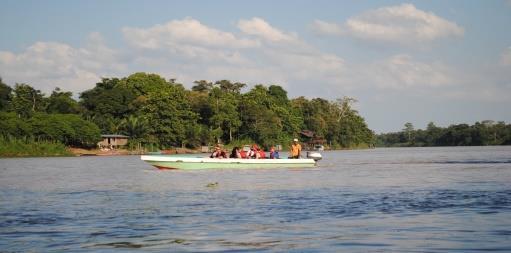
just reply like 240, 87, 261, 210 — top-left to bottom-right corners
140, 155, 320, 170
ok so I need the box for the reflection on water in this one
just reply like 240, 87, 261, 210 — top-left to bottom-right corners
1, 146, 511, 252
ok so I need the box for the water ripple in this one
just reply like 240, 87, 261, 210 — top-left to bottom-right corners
1, 147, 511, 252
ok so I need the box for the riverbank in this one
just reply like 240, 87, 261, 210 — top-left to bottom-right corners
0, 137, 73, 157
68, 147, 200, 157
1, 140, 370, 158
0, 138, 201, 158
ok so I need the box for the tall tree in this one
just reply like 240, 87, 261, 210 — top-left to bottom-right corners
215, 80, 246, 93
143, 85, 199, 148
11, 83, 45, 118
119, 115, 150, 150
120, 72, 171, 96
0, 78, 12, 111
403, 122, 415, 145
208, 86, 241, 142
45, 87, 80, 114
79, 78, 136, 132
191, 80, 213, 93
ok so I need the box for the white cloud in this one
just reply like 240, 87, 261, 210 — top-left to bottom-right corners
2, 17, 501, 104
0, 33, 124, 93
265, 51, 345, 82
311, 4, 464, 45
237, 17, 297, 43
367, 54, 453, 89
0, 17, 347, 97
309, 19, 344, 36
123, 18, 259, 50
122, 18, 259, 66
0, 17, 458, 98
120, 17, 346, 96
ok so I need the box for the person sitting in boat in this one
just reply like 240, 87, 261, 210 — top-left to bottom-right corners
210, 145, 227, 158
247, 144, 259, 159
270, 146, 279, 159
240, 149, 247, 158
290, 138, 302, 159
230, 147, 242, 158
258, 147, 266, 159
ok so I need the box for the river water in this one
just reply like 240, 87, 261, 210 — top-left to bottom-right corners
1, 146, 510, 252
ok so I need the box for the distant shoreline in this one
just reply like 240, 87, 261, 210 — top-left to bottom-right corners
0, 146, 201, 158
2, 145, 509, 158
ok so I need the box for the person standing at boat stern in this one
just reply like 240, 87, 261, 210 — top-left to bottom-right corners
290, 138, 302, 159
211, 145, 227, 158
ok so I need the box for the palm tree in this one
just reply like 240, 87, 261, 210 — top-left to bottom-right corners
120, 115, 149, 151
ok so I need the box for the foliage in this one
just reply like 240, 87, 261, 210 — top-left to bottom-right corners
209, 85, 241, 142
142, 84, 199, 148
11, 83, 45, 118
120, 72, 171, 96
45, 87, 80, 114
291, 95, 372, 148
0, 112, 33, 137
0, 73, 377, 152
0, 136, 72, 157
0, 78, 12, 111
0, 112, 101, 148
119, 115, 150, 149
79, 78, 137, 132
377, 121, 511, 147
5, 73, 510, 152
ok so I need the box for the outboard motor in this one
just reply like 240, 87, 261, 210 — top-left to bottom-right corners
306, 151, 322, 161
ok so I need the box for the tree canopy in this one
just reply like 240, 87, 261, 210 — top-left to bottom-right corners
377, 121, 511, 147
0, 73, 377, 149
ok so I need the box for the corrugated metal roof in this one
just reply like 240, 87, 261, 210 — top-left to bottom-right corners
101, 134, 129, 138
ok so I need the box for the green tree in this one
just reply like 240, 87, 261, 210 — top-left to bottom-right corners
209, 86, 241, 143
423, 122, 441, 146
120, 72, 171, 96
120, 115, 149, 140
268, 85, 302, 136
79, 78, 136, 132
119, 115, 150, 150
268, 85, 288, 105
0, 112, 32, 137
45, 87, 80, 114
403, 122, 415, 145
215, 79, 246, 93
27, 113, 101, 148
239, 84, 288, 146
336, 109, 373, 148
11, 83, 45, 118
191, 80, 213, 93
291, 95, 373, 148
189, 89, 213, 126
143, 85, 199, 148
0, 78, 12, 111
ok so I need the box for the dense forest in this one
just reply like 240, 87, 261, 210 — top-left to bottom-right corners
377, 121, 511, 147
0, 73, 374, 151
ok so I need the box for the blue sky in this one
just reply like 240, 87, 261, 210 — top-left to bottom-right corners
1, 0, 510, 132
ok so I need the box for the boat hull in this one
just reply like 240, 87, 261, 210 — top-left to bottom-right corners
140, 155, 316, 170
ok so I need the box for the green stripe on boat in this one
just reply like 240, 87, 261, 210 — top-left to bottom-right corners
140, 155, 317, 170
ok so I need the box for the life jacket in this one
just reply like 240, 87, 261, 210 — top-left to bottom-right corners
211, 150, 226, 158
248, 149, 256, 158
240, 150, 247, 158
258, 150, 266, 159
270, 148, 279, 159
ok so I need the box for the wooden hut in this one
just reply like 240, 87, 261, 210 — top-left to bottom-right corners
98, 134, 129, 149
300, 130, 326, 150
